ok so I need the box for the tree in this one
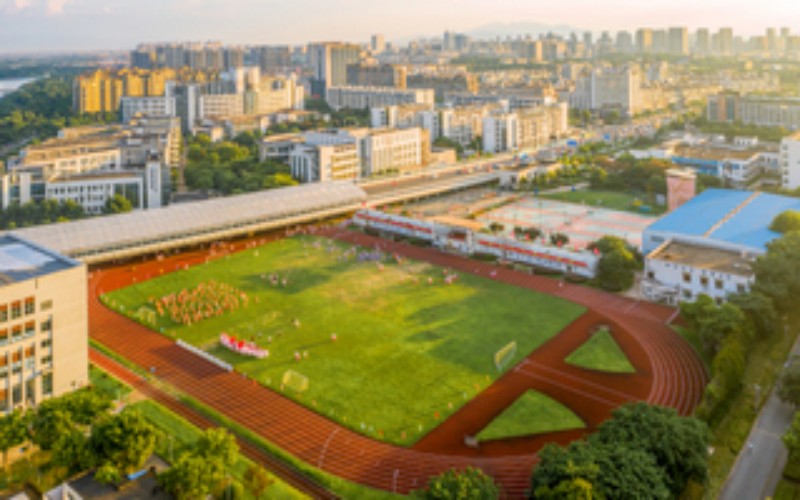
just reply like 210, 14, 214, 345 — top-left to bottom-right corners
243, 463, 273, 498
753, 232, 800, 313
103, 194, 133, 214
550, 233, 570, 246
52, 429, 96, 473
160, 454, 213, 500
531, 441, 669, 500
770, 211, 800, 234
94, 462, 123, 486
62, 390, 113, 425
591, 403, 710, 496
680, 294, 747, 359
488, 222, 505, 235
779, 357, 800, 406
31, 407, 76, 451
417, 467, 499, 500
595, 246, 636, 291
90, 410, 158, 473
0, 410, 29, 469
728, 291, 779, 339
433, 137, 464, 155
784, 411, 800, 460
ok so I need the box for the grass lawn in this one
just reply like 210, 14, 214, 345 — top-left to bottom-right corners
565, 328, 636, 374
104, 235, 585, 445
129, 400, 307, 500
476, 390, 585, 441
539, 189, 664, 215
89, 365, 133, 401
775, 479, 800, 500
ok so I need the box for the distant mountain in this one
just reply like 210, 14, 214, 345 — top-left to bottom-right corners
466, 22, 587, 40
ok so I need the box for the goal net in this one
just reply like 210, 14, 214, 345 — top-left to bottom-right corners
494, 341, 518, 372
281, 370, 309, 393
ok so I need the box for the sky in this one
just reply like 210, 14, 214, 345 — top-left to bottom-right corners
0, 0, 799, 54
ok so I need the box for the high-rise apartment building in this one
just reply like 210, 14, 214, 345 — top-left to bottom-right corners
718, 28, 734, 55
636, 29, 653, 53
308, 42, 362, 96
370, 34, 386, 54
0, 235, 88, 414
346, 62, 407, 88
695, 29, 711, 55
782, 132, 800, 190
616, 31, 634, 54
668, 27, 689, 55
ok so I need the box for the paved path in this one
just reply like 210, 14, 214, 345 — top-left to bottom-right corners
720, 334, 800, 500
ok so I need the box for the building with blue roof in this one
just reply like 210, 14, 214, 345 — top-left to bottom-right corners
641, 188, 800, 305
642, 188, 797, 255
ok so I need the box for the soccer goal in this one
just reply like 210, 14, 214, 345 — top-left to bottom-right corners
494, 341, 518, 372
282, 370, 309, 393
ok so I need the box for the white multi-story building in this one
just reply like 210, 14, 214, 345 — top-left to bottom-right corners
781, 131, 800, 189
289, 143, 360, 183
642, 240, 753, 305
326, 86, 435, 111
482, 103, 568, 154
362, 128, 426, 176
120, 96, 177, 123
0, 235, 88, 414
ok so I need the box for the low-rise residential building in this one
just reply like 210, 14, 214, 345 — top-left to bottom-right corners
0, 235, 88, 414
781, 131, 800, 189
326, 86, 435, 110
708, 92, 800, 130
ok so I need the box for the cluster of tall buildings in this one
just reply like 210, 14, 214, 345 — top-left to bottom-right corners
131, 41, 298, 74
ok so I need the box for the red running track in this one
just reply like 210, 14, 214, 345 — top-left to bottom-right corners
88, 228, 707, 498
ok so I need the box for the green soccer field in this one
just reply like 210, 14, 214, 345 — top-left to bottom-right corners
103, 236, 585, 446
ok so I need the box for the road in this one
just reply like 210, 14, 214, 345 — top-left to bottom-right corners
719, 334, 800, 500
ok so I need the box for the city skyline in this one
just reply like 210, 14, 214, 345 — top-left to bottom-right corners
1, 0, 799, 53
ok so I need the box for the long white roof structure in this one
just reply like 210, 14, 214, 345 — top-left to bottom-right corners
9, 182, 367, 263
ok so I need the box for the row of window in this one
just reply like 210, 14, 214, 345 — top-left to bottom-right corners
0, 373, 53, 412
0, 318, 52, 346
0, 298, 50, 323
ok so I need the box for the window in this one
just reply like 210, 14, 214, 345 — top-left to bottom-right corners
682, 272, 691, 284
23, 322, 35, 338
700, 276, 709, 287
10, 302, 20, 320
40, 319, 52, 334
23, 298, 35, 316
42, 374, 52, 396
42, 300, 54, 311
41, 356, 52, 366
737, 283, 747, 294
647, 271, 655, 279
0, 306, 7, 322
40, 339, 51, 349
12, 384, 21, 405
11, 326, 21, 342
683, 290, 693, 299
715, 279, 724, 290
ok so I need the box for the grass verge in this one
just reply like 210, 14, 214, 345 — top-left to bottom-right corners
564, 328, 636, 373
476, 390, 585, 441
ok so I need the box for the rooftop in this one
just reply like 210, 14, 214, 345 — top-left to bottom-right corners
645, 188, 800, 253
0, 235, 78, 285
648, 240, 754, 277
673, 145, 763, 162
9, 181, 367, 259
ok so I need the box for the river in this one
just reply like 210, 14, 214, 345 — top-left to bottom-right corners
0, 77, 36, 100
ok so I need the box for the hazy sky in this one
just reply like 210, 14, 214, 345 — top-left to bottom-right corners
1, 0, 799, 53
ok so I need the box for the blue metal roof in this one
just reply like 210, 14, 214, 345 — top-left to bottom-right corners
710, 193, 800, 252
645, 189, 753, 237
